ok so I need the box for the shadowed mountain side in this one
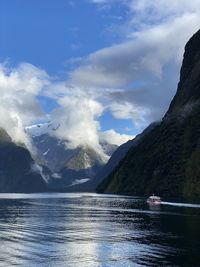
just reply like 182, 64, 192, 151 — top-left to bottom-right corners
0, 129, 47, 192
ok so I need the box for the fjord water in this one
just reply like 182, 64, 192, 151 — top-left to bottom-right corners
0, 193, 200, 267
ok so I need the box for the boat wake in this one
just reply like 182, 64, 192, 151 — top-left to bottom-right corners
161, 201, 200, 208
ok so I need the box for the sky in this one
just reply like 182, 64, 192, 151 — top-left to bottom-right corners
0, 0, 200, 154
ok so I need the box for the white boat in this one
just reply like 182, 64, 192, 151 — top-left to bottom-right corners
147, 195, 161, 205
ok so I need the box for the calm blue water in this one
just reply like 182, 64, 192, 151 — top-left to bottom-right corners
0, 193, 200, 267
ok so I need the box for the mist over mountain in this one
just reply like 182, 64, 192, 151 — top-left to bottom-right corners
25, 123, 118, 191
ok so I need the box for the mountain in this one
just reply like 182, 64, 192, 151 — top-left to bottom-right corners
0, 129, 47, 193
97, 29, 200, 201
0, 128, 12, 143
48, 145, 106, 191
25, 122, 60, 137
100, 142, 118, 157
30, 131, 118, 191
86, 122, 159, 192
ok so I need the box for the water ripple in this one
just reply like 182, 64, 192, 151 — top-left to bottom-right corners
0, 193, 199, 267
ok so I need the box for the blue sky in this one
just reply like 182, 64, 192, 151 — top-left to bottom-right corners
0, 0, 200, 150
0, 0, 127, 74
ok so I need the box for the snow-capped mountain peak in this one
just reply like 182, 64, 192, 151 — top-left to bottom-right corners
25, 122, 60, 137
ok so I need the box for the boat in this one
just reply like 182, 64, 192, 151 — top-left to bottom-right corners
147, 195, 161, 205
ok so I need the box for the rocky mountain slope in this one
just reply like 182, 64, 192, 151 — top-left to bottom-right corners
0, 129, 47, 193
97, 30, 200, 201
30, 131, 117, 191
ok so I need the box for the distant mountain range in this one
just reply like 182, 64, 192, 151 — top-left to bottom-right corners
97, 29, 200, 201
0, 123, 119, 193
26, 124, 118, 192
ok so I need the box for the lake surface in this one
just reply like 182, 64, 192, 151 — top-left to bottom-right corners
0, 193, 200, 267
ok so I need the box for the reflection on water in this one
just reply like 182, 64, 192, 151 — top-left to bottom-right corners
0, 193, 200, 267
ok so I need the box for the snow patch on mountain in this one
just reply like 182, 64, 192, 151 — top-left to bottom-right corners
52, 173, 62, 179
70, 178, 90, 186
43, 148, 50, 156
31, 163, 50, 183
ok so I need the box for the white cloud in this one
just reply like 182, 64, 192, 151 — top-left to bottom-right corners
0, 63, 49, 95
70, 1, 200, 128
51, 93, 107, 159
71, 14, 200, 87
128, 0, 200, 21
109, 101, 150, 128
0, 63, 49, 149
99, 129, 134, 145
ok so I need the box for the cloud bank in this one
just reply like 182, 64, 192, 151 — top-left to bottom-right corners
71, 0, 200, 126
0, 63, 133, 158
0, 63, 48, 149
51, 94, 105, 155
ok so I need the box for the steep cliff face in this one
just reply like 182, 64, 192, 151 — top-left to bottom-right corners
166, 29, 200, 117
97, 30, 200, 201
0, 129, 47, 193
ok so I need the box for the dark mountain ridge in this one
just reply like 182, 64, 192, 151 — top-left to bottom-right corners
0, 129, 47, 193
